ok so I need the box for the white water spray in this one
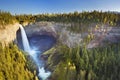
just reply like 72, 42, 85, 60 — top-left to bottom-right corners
19, 25, 30, 52
19, 24, 51, 80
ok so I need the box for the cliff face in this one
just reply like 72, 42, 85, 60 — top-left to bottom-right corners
0, 22, 82, 47
24, 22, 82, 47
0, 23, 19, 46
24, 22, 57, 38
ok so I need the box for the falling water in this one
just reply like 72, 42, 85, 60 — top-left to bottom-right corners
19, 24, 51, 80
19, 25, 30, 52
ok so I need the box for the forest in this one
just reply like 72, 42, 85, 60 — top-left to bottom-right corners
0, 10, 120, 26
0, 10, 120, 80
0, 43, 38, 80
47, 43, 120, 80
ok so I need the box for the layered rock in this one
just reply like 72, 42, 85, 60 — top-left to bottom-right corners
0, 23, 19, 46
24, 22, 82, 47
0, 21, 83, 48
24, 22, 57, 38
87, 26, 120, 48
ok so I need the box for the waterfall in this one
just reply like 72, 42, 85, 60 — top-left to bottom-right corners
19, 24, 51, 80
19, 25, 30, 52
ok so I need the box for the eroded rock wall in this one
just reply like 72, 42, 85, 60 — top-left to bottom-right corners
24, 22, 57, 38
0, 23, 19, 46
24, 22, 83, 47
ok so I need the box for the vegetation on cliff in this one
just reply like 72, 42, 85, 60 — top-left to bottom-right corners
15, 14, 35, 24
1, 10, 120, 35
1, 10, 120, 27
0, 43, 38, 80
1, 10, 120, 80
35, 11, 120, 26
46, 43, 120, 80
0, 11, 17, 29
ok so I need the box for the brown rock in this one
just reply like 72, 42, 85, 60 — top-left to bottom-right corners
0, 23, 19, 46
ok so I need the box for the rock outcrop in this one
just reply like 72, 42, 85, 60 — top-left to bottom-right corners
87, 26, 120, 48
24, 22, 57, 38
24, 22, 82, 47
0, 21, 83, 47
0, 23, 19, 46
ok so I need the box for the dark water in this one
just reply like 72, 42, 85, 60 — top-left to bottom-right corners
17, 29, 56, 52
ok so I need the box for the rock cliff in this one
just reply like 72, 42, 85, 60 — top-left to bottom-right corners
24, 22, 82, 47
24, 22, 57, 38
0, 23, 19, 46
0, 22, 83, 48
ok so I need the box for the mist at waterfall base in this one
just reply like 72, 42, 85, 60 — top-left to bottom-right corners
19, 25, 55, 80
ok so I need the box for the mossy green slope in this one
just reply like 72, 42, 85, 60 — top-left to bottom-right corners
0, 44, 38, 80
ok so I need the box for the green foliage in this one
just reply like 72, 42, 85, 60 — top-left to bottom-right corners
48, 43, 120, 80
0, 11, 17, 28
15, 14, 35, 24
35, 11, 120, 26
0, 43, 38, 80
0, 10, 120, 29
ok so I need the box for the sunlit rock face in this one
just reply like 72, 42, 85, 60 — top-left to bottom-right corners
0, 23, 19, 46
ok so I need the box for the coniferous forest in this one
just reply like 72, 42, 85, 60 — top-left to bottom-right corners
0, 43, 38, 80
0, 10, 120, 80
0, 10, 120, 26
